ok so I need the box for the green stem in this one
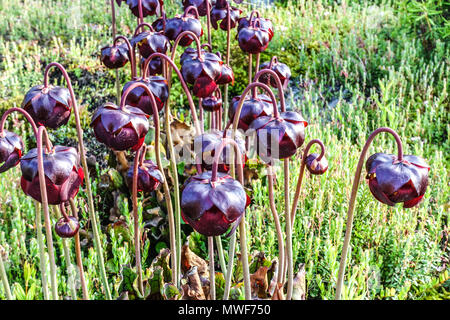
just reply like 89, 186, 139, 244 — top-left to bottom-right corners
0, 248, 12, 299
215, 236, 227, 273
34, 201, 50, 300
208, 237, 216, 300
43, 63, 112, 299
54, 206, 77, 300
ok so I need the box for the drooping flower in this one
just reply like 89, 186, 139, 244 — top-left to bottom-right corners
116, 0, 163, 18
211, 0, 242, 31
305, 153, 328, 175
181, 171, 250, 237
238, 15, 274, 40
249, 111, 308, 161
91, 103, 149, 151
0, 131, 24, 173
21, 85, 72, 129
20, 146, 84, 205
121, 76, 169, 115
163, 8, 203, 46
180, 49, 224, 98
126, 159, 164, 193
131, 30, 170, 59
259, 58, 291, 89
55, 216, 80, 238
365, 153, 430, 208
202, 94, 222, 112
228, 94, 273, 130
100, 42, 130, 69
182, 0, 211, 17
194, 129, 246, 172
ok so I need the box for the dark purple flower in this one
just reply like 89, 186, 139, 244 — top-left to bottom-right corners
202, 95, 222, 112
20, 146, 84, 205
237, 22, 270, 54
181, 171, 250, 236
100, 42, 130, 69
164, 10, 203, 46
211, 0, 242, 30
365, 153, 430, 208
0, 131, 24, 173
238, 16, 274, 41
216, 64, 234, 85
259, 58, 291, 89
194, 130, 246, 173
55, 216, 80, 238
91, 103, 149, 151
249, 111, 308, 161
180, 49, 224, 98
140, 56, 163, 76
229, 94, 273, 130
131, 30, 170, 59
182, 0, 211, 16
126, 159, 164, 193
305, 153, 328, 175
121, 76, 169, 115
21, 85, 72, 129
116, 0, 163, 18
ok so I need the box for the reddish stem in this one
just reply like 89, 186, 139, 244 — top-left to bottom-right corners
210, 138, 244, 185
253, 68, 286, 112
0, 107, 38, 138
132, 145, 144, 295
183, 5, 200, 19
143, 52, 201, 134
134, 22, 155, 36
113, 35, 137, 79
336, 127, 404, 299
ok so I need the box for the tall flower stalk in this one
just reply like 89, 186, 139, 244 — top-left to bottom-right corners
43, 62, 112, 299
335, 127, 412, 299
0, 246, 12, 299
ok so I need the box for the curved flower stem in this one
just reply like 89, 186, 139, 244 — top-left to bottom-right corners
226, 82, 280, 300
335, 127, 403, 300
290, 139, 325, 226
266, 165, 285, 286
0, 107, 38, 138
110, 0, 121, 104
143, 52, 199, 286
248, 54, 252, 85
54, 205, 77, 300
113, 36, 136, 79
34, 201, 50, 300
43, 62, 112, 299
255, 53, 260, 76
223, 1, 231, 130
36, 126, 58, 300
206, 0, 212, 47
144, 51, 201, 135
208, 236, 215, 299
133, 22, 155, 36
132, 145, 144, 296
208, 138, 245, 300
0, 247, 12, 299
199, 99, 204, 133
120, 82, 177, 286
69, 198, 89, 300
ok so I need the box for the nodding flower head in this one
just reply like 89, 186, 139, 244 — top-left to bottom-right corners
182, 0, 211, 17
116, 0, 163, 18
55, 216, 80, 238
238, 15, 274, 40
100, 42, 130, 69
91, 102, 149, 151
249, 111, 308, 162
211, 0, 242, 31
180, 48, 224, 98
202, 95, 222, 112
0, 131, 24, 173
20, 146, 84, 205
365, 153, 430, 208
121, 76, 169, 115
229, 94, 273, 131
22, 85, 72, 129
164, 9, 203, 46
131, 30, 170, 59
126, 159, 164, 193
259, 58, 291, 89
194, 129, 246, 173
305, 153, 328, 175
181, 171, 250, 237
